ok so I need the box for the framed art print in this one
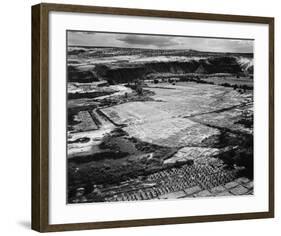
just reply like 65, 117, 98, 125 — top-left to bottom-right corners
32, 3, 274, 232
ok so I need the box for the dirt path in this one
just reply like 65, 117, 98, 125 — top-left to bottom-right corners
91, 109, 116, 130
183, 102, 251, 119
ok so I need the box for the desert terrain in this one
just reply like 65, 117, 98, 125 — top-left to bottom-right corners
67, 46, 254, 203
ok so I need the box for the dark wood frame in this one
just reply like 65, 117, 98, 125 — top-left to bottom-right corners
32, 3, 274, 232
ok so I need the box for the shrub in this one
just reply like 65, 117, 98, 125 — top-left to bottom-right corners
220, 83, 231, 87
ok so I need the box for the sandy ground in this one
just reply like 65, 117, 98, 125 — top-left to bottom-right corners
102, 82, 252, 146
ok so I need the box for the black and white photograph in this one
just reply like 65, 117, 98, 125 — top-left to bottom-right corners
67, 31, 254, 204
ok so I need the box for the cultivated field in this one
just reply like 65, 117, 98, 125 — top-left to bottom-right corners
102, 82, 252, 146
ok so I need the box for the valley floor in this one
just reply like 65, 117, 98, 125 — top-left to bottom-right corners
67, 81, 253, 203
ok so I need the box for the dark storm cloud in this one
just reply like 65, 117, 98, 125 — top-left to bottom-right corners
80, 31, 96, 35
116, 35, 177, 48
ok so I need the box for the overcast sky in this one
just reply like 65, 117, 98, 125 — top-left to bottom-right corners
67, 31, 253, 53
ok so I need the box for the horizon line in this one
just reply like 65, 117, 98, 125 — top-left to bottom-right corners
67, 45, 254, 54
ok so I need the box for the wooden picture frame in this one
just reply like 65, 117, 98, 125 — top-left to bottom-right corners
32, 3, 274, 232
